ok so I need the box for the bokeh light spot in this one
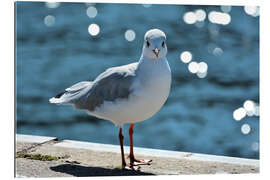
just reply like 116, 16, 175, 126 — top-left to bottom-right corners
208, 11, 231, 25
233, 107, 246, 121
86, 6, 97, 18
241, 124, 251, 135
195, 9, 206, 21
180, 51, 192, 63
198, 62, 208, 73
213, 47, 223, 56
88, 24, 100, 36
251, 142, 259, 151
243, 100, 255, 116
125, 29, 136, 42
188, 61, 199, 74
244, 6, 259, 17
183, 12, 197, 24
44, 15, 55, 27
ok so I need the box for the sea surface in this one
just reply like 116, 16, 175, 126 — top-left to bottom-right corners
16, 2, 259, 159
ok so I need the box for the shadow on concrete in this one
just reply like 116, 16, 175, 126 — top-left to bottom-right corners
50, 164, 155, 176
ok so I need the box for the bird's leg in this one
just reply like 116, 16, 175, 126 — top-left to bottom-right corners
128, 123, 152, 166
118, 127, 139, 170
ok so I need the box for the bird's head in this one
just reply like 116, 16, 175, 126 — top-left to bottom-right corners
142, 29, 167, 60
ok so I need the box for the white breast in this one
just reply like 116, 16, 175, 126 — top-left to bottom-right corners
89, 58, 171, 126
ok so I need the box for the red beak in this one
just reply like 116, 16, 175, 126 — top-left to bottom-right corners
153, 48, 160, 57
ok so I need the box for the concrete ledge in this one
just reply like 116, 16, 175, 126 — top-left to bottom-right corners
16, 134, 259, 167
55, 139, 259, 167
16, 134, 259, 177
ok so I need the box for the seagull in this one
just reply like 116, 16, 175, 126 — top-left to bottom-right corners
49, 29, 171, 170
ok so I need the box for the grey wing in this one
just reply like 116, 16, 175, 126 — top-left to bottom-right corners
75, 64, 137, 111
50, 63, 138, 111
49, 81, 93, 105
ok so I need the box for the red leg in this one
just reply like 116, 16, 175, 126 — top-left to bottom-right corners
128, 123, 152, 166
118, 127, 139, 170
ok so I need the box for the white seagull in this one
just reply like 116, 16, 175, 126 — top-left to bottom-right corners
49, 29, 171, 170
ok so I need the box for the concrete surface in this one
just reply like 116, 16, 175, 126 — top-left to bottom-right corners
15, 134, 259, 177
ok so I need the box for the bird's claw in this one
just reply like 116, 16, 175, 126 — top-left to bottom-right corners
122, 163, 141, 171
127, 155, 152, 166
132, 159, 152, 166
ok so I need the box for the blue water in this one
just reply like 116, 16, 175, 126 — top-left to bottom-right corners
16, 2, 259, 159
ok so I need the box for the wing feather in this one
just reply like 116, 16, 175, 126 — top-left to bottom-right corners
79, 63, 138, 111
50, 62, 138, 111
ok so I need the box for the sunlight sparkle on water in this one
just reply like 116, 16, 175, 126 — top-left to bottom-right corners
180, 51, 192, 63
197, 62, 208, 78
244, 6, 259, 17
86, 6, 97, 18
44, 15, 55, 27
183, 12, 197, 24
213, 47, 223, 56
233, 100, 259, 121
208, 11, 231, 25
125, 29, 136, 42
188, 62, 199, 74
243, 100, 255, 116
198, 62, 208, 73
195, 9, 206, 21
184, 9, 207, 26
233, 107, 246, 121
251, 142, 259, 151
45, 2, 60, 8
241, 124, 251, 135
88, 24, 100, 36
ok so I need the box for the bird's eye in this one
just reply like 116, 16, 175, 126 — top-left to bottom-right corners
146, 41, 150, 47
162, 41, 165, 47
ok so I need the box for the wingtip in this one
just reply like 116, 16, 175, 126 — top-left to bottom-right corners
49, 97, 58, 104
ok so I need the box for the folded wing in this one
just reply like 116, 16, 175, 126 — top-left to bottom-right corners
49, 63, 138, 112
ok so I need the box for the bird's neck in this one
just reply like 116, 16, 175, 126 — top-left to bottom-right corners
137, 55, 170, 81
138, 55, 167, 67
